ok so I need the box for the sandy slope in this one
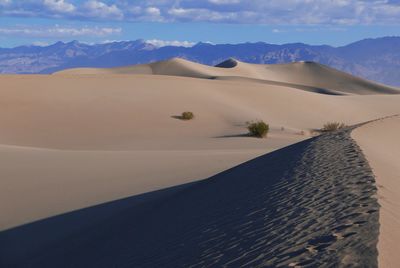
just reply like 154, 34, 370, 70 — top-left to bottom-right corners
352, 116, 400, 268
57, 58, 400, 95
1, 74, 400, 150
0, 128, 380, 267
0, 72, 400, 232
0, 56, 400, 267
0, 146, 295, 230
1, 57, 400, 235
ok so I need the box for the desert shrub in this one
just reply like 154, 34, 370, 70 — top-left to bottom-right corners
247, 120, 269, 138
321, 122, 347, 132
181, 111, 194, 120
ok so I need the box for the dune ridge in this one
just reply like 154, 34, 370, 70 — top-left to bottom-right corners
352, 116, 400, 268
0, 126, 379, 267
56, 58, 400, 95
1, 72, 400, 232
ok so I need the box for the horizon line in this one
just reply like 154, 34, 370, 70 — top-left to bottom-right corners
1, 35, 399, 49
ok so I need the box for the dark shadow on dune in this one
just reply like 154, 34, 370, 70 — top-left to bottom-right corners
214, 76, 347, 95
0, 128, 379, 268
0, 181, 201, 267
171, 115, 194, 121
312, 87, 344, 95
215, 58, 238, 68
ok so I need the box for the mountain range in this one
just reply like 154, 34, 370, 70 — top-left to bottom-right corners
1, 36, 399, 86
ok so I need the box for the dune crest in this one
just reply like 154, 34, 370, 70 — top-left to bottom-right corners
352, 116, 400, 267
55, 57, 399, 95
0, 127, 379, 267
215, 58, 239, 68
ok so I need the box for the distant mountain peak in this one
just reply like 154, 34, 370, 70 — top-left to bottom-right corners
67, 40, 80, 45
194, 42, 214, 47
52, 41, 65, 46
0, 37, 399, 87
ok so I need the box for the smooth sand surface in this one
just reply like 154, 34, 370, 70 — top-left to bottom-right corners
0, 146, 293, 230
352, 116, 400, 268
1, 59, 400, 232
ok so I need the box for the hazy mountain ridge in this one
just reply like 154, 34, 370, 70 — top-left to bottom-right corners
0, 37, 399, 86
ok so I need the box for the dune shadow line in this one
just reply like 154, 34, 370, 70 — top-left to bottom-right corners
214, 133, 252, 138
0, 129, 380, 268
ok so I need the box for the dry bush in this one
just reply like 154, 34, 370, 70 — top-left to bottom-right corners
247, 121, 269, 138
321, 122, 347, 132
181, 111, 194, 120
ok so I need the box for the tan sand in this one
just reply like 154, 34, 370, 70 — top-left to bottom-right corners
57, 58, 399, 95
1, 59, 400, 231
0, 126, 380, 267
1, 74, 399, 150
352, 116, 400, 268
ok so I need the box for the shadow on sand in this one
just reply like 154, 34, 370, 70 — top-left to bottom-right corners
214, 133, 252, 138
171, 115, 185, 120
0, 129, 379, 268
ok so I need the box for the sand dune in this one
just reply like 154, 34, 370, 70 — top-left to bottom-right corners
0, 127, 379, 267
1, 74, 400, 150
1, 57, 400, 266
1, 72, 400, 232
56, 58, 400, 95
353, 116, 400, 268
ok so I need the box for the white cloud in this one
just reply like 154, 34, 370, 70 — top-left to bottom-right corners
125, 5, 163, 21
83, 0, 123, 19
165, 0, 400, 24
1, 0, 400, 25
145, 39, 195, 48
31, 41, 50, 46
0, 26, 122, 38
43, 0, 75, 13
128, 6, 142, 15
272, 29, 284, 33
168, 7, 238, 22
0, 0, 11, 5
146, 7, 161, 16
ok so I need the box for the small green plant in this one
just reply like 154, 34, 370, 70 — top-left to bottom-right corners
181, 111, 194, 120
247, 120, 269, 138
321, 122, 347, 132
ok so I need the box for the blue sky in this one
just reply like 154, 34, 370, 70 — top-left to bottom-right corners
1, 0, 400, 47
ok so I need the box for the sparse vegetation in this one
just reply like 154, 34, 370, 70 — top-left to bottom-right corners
247, 120, 269, 138
181, 111, 194, 120
321, 122, 347, 132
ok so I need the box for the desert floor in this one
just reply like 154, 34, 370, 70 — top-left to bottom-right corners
0, 59, 399, 267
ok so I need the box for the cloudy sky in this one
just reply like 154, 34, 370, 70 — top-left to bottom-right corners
1, 0, 400, 47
